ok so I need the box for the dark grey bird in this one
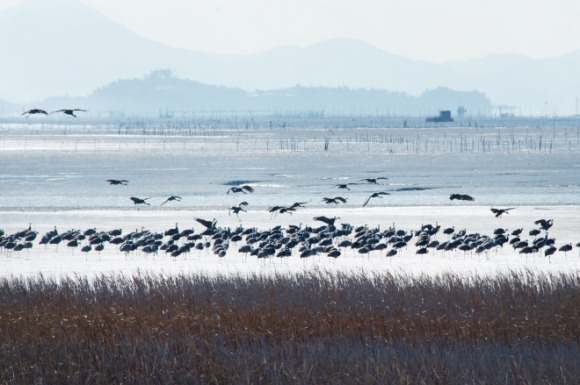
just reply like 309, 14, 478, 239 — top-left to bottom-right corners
322, 196, 347, 205
535, 219, 553, 230
229, 202, 249, 217
289, 201, 309, 209
130, 197, 150, 206
491, 207, 516, 217
334, 183, 357, 190
107, 179, 128, 185
544, 245, 557, 259
21, 108, 48, 116
313, 216, 339, 226
363, 192, 390, 207
360, 177, 388, 184
227, 185, 254, 194
450, 194, 474, 201
160, 195, 182, 206
51, 108, 87, 117
559, 243, 573, 255
511, 228, 523, 236
195, 217, 217, 229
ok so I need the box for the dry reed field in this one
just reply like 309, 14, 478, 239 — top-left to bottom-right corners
1, 270, 579, 384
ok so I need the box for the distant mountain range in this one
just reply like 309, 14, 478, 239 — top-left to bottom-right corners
1, 0, 579, 116
31, 70, 490, 117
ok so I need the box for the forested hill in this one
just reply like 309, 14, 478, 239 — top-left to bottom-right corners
39, 70, 491, 117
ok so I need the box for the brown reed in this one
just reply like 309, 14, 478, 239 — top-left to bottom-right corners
1, 269, 579, 384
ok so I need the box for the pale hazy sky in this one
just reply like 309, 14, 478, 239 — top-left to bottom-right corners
3, 0, 580, 62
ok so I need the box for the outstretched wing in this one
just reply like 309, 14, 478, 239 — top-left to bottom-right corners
107, 179, 128, 185
313, 216, 333, 225
242, 185, 255, 193
195, 217, 216, 228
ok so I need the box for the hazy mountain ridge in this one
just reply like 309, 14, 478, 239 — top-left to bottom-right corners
1, 0, 578, 115
26, 70, 489, 118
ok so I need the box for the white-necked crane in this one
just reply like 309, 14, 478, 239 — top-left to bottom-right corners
229, 202, 249, 218
107, 179, 128, 185
313, 216, 339, 226
491, 207, 516, 217
51, 109, 87, 117
360, 177, 388, 184
334, 183, 357, 190
130, 197, 150, 207
21, 108, 48, 116
227, 185, 254, 194
450, 194, 474, 201
322, 196, 347, 205
160, 196, 182, 206
363, 192, 390, 207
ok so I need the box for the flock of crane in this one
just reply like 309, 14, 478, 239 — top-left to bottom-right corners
1, 212, 577, 262
1, 176, 577, 262
4, 116, 577, 262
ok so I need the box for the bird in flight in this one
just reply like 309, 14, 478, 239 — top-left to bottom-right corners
21, 108, 48, 116
289, 201, 309, 209
160, 195, 182, 206
490, 207, 516, 217
107, 179, 128, 185
130, 197, 150, 206
227, 185, 254, 194
363, 192, 390, 207
195, 217, 217, 229
229, 201, 249, 217
314, 216, 339, 226
322, 196, 347, 205
360, 177, 388, 184
269, 205, 296, 216
51, 109, 87, 117
535, 218, 553, 230
334, 183, 357, 190
449, 194, 474, 201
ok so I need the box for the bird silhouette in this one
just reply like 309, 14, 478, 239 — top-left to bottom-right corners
195, 217, 217, 229
360, 177, 388, 184
334, 183, 357, 190
450, 194, 474, 201
227, 185, 254, 194
289, 201, 309, 209
229, 202, 249, 217
130, 197, 150, 206
363, 192, 390, 207
322, 196, 347, 205
107, 179, 128, 185
160, 195, 182, 206
51, 109, 87, 117
491, 207, 516, 217
535, 219, 553, 230
21, 108, 48, 116
313, 216, 339, 226
559, 243, 573, 255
